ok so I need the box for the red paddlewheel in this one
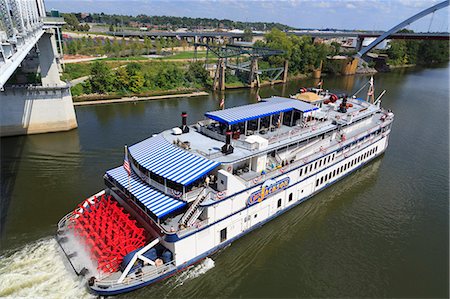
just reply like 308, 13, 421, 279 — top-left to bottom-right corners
71, 195, 147, 273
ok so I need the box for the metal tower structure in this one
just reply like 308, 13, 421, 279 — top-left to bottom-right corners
194, 43, 287, 90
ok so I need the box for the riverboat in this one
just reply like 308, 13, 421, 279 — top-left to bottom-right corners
56, 80, 394, 296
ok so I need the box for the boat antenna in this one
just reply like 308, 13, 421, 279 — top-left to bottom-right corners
351, 80, 370, 98
374, 90, 386, 105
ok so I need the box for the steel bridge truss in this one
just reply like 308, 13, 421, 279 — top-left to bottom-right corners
194, 43, 287, 90
0, 0, 46, 88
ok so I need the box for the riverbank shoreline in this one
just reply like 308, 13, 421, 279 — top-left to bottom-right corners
73, 91, 209, 106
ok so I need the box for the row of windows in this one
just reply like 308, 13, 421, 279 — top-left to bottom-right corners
316, 145, 379, 187
299, 153, 336, 178
337, 128, 383, 154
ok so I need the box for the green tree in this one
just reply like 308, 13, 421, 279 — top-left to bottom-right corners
89, 61, 113, 93
417, 40, 450, 65
126, 62, 143, 76
113, 67, 130, 91
62, 13, 79, 31
155, 39, 162, 54
129, 73, 145, 93
143, 36, 153, 54
387, 40, 408, 65
243, 28, 253, 42
264, 28, 292, 65
186, 61, 211, 87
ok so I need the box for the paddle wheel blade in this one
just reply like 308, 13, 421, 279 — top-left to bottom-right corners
70, 195, 148, 273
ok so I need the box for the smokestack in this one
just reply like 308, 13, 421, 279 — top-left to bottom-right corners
180, 112, 189, 133
338, 95, 348, 113
221, 128, 234, 154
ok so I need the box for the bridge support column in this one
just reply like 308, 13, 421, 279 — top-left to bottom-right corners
38, 31, 64, 86
213, 58, 226, 91
283, 60, 289, 83
355, 37, 363, 53
249, 57, 260, 88
341, 57, 359, 76
0, 29, 77, 137
0, 85, 78, 137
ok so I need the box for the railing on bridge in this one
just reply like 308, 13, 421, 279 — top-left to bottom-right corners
0, 0, 47, 88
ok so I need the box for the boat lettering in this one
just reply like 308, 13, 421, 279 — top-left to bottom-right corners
247, 177, 290, 206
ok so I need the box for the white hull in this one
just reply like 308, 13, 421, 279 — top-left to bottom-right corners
163, 130, 390, 267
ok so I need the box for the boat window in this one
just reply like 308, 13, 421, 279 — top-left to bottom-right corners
319, 160, 322, 167
277, 199, 282, 208
289, 193, 293, 202
299, 168, 303, 177
314, 161, 318, 169
220, 228, 227, 243
316, 179, 319, 187
320, 177, 324, 184
254, 214, 257, 218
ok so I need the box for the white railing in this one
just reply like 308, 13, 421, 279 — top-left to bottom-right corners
177, 218, 209, 238
95, 261, 175, 289
237, 125, 386, 189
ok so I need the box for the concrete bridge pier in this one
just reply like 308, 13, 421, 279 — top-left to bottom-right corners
0, 29, 78, 137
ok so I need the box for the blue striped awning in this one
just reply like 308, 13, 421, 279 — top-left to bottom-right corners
205, 96, 318, 125
128, 135, 221, 186
106, 166, 186, 218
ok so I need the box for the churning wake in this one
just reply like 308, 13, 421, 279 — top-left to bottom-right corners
0, 237, 215, 298
0, 237, 94, 299
162, 257, 215, 298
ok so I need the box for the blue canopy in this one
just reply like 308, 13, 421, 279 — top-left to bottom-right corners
205, 96, 318, 125
106, 166, 186, 218
128, 135, 220, 186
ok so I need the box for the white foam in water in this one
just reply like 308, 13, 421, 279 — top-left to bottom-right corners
0, 238, 95, 299
169, 257, 215, 289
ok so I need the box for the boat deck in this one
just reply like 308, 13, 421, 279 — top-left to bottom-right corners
161, 97, 378, 164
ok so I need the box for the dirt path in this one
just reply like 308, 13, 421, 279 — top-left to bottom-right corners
73, 91, 209, 106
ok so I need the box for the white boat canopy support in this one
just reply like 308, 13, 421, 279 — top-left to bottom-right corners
117, 238, 160, 283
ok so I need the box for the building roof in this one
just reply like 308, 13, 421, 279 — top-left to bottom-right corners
204, 96, 317, 125
128, 135, 220, 186
106, 166, 186, 218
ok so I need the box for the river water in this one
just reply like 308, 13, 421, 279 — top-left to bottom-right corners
0, 64, 448, 298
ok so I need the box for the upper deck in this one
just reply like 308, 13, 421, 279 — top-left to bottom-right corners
161, 95, 379, 164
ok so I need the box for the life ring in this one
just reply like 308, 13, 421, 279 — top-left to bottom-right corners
171, 189, 183, 198
216, 191, 226, 199
330, 94, 338, 103
226, 166, 232, 172
303, 157, 308, 163
336, 115, 340, 120
312, 126, 317, 131
300, 87, 307, 93
252, 177, 260, 184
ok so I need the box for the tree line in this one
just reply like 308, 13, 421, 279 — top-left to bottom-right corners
386, 35, 449, 66
75, 61, 211, 96
254, 29, 339, 76
64, 36, 187, 57
64, 12, 293, 31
